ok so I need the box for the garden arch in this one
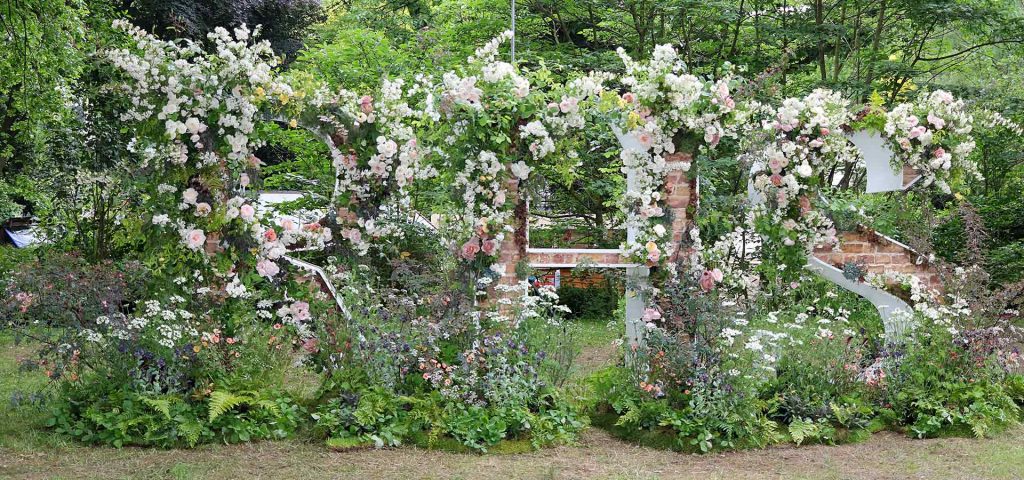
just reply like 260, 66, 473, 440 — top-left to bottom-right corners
493, 127, 941, 348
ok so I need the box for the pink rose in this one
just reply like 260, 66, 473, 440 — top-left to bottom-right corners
636, 131, 653, 149
460, 237, 481, 260
256, 258, 280, 278
240, 204, 256, 222
622, 92, 636, 103
481, 239, 497, 255
933, 147, 946, 158
264, 229, 278, 242
302, 338, 319, 354
185, 229, 206, 251
799, 195, 812, 214
820, 127, 830, 136
710, 268, 724, 282
770, 174, 783, 186
182, 188, 199, 205
647, 251, 660, 264
642, 308, 661, 322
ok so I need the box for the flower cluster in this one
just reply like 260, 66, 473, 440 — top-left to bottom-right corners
882, 90, 978, 193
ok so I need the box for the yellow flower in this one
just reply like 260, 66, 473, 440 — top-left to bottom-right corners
400, 251, 411, 259
645, 241, 659, 253
289, 119, 298, 128
627, 111, 642, 129
254, 86, 265, 97
193, 345, 201, 353
279, 93, 290, 104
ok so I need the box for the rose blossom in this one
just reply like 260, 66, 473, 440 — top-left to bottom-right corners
642, 308, 661, 322
185, 229, 206, 251
359, 95, 373, 114
239, 204, 256, 222
194, 202, 212, 217
256, 258, 280, 278
481, 239, 497, 255
182, 188, 199, 205
291, 301, 311, 321
460, 237, 481, 259
698, 270, 715, 292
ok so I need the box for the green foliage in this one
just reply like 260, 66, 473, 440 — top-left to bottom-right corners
886, 332, 1020, 439
48, 384, 303, 448
313, 386, 585, 452
556, 283, 620, 321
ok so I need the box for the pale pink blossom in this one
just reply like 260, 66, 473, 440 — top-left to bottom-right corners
256, 258, 280, 277
182, 188, 199, 205
481, 239, 497, 255
698, 271, 715, 292
239, 204, 256, 222
185, 229, 206, 251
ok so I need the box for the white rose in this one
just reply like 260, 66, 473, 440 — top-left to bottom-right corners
182, 188, 199, 205
510, 161, 532, 180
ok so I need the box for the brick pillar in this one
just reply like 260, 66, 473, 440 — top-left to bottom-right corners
663, 153, 694, 262
496, 177, 525, 288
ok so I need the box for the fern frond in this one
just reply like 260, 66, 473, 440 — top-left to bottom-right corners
138, 396, 172, 420
208, 391, 251, 422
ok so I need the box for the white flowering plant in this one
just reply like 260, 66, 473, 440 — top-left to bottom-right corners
875, 90, 979, 194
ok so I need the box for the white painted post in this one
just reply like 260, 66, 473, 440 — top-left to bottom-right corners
623, 158, 649, 361
624, 266, 650, 356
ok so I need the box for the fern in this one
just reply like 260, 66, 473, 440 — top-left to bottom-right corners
138, 396, 172, 420
179, 420, 203, 447
255, 399, 281, 416
788, 418, 819, 446
208, 391, 250, 422
208, 391, 282, 422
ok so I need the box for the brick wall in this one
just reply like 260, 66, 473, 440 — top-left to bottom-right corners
813, 228, 941, 289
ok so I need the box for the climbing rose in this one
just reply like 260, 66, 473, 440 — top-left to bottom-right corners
240, 204, 256, 222
185, 229, 206, 251
256, 259, 280, 278
460, 237, 481, 259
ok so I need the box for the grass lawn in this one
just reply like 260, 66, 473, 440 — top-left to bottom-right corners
3, 325, 1024, 480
